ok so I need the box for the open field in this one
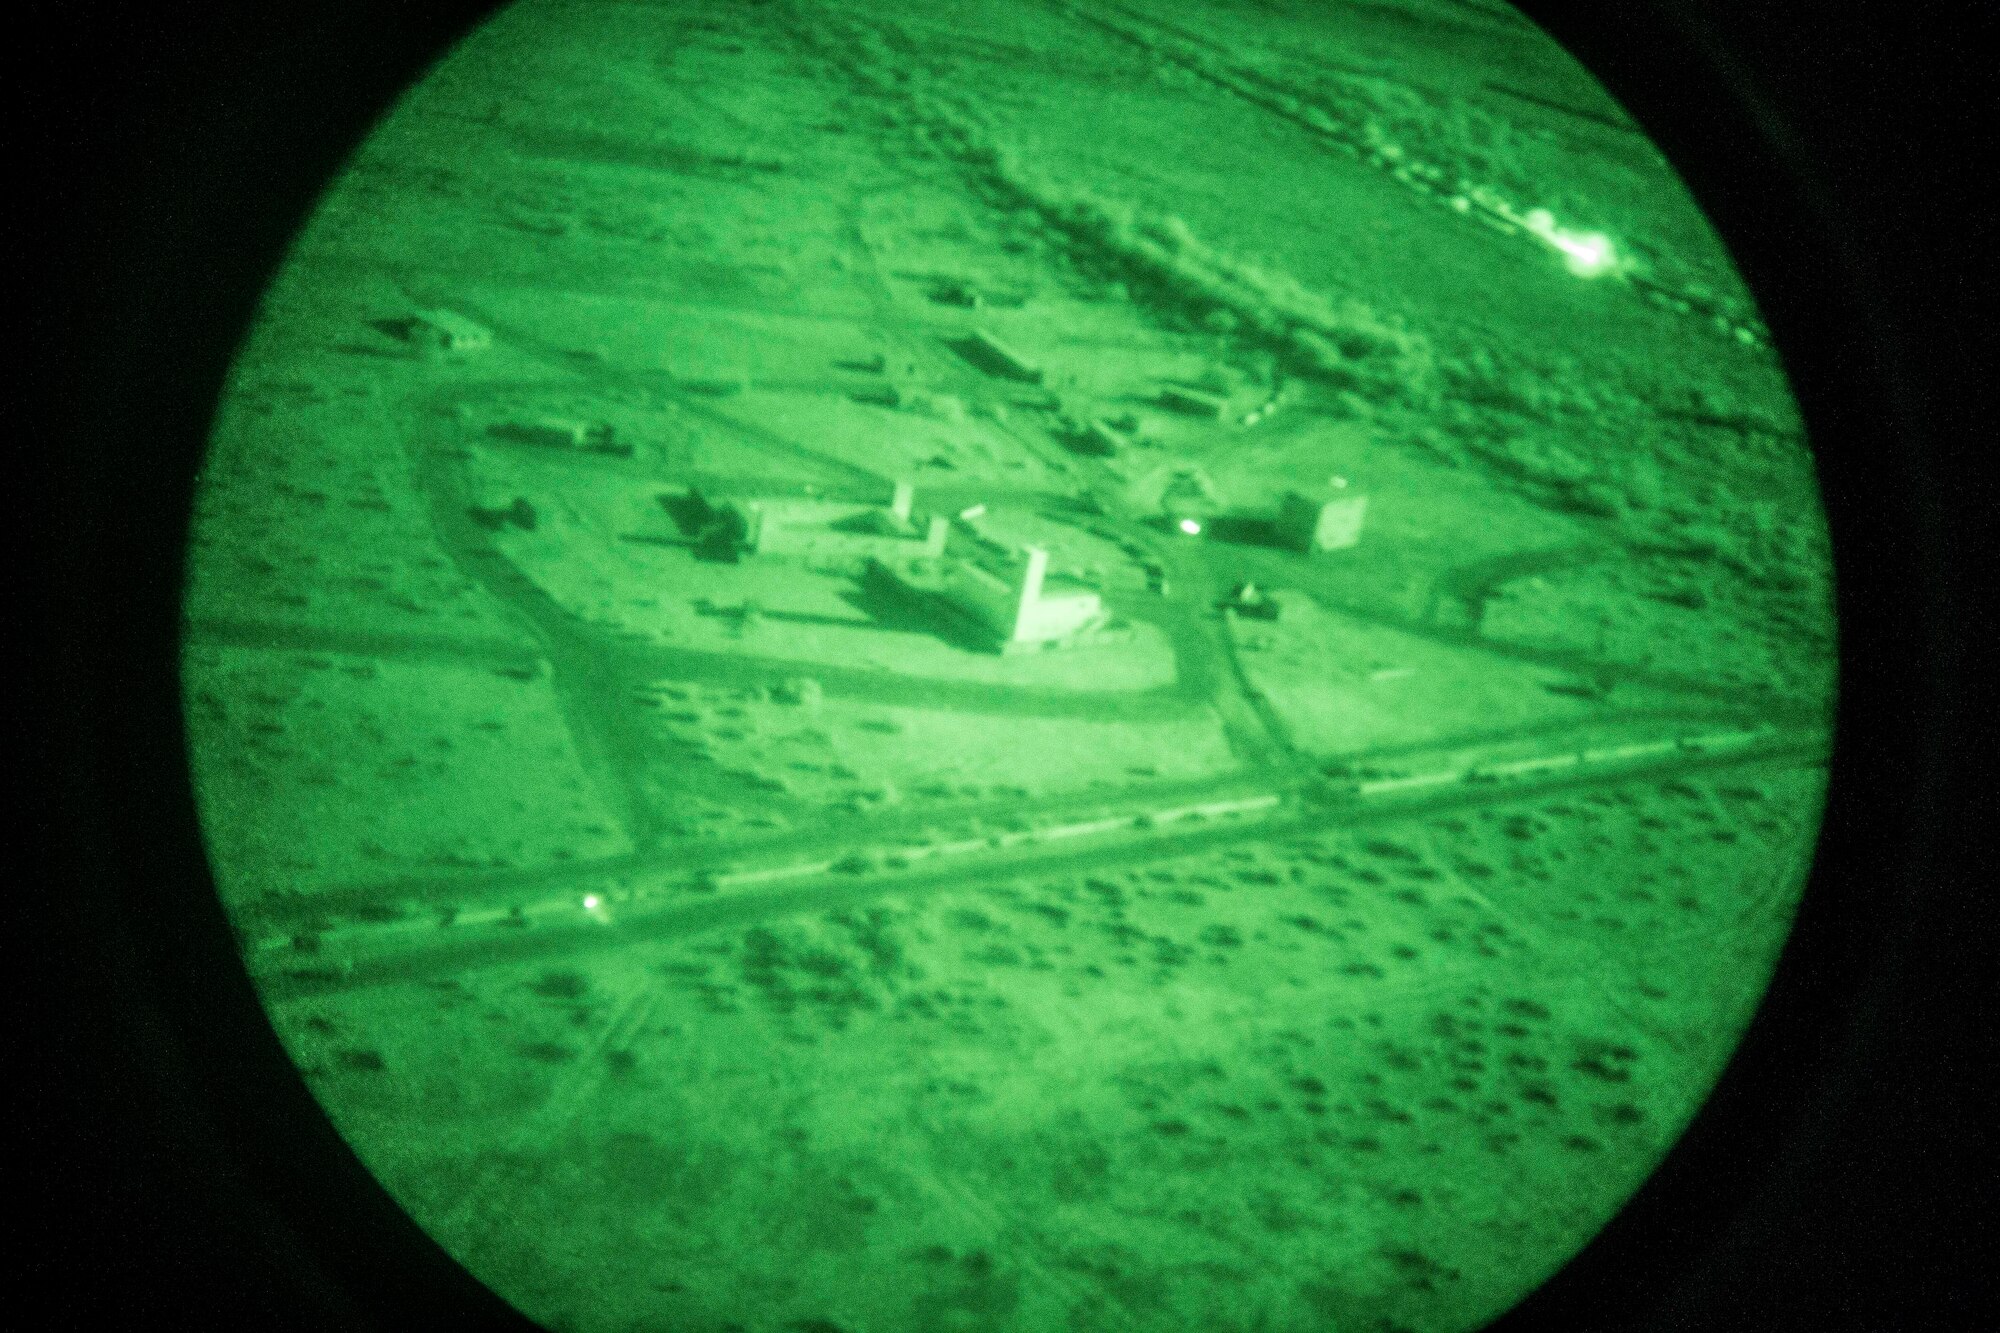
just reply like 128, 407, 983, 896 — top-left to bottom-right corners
181, 1, 1835, 1331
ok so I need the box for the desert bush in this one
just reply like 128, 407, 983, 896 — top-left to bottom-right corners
530, 969, 589, 1000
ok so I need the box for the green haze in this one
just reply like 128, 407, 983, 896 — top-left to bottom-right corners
181, 1, 1836, 1330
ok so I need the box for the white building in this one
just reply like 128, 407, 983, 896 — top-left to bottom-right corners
1276, 476, 1368, 553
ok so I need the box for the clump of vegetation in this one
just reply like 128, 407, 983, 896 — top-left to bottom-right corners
530, 969, 589, 1000
1381, 1243, 1459, 1293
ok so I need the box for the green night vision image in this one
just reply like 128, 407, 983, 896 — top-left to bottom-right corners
180, 1, 1837, 1330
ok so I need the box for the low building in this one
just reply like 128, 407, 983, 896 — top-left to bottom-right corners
1082, 419, 1127, 456
1159, 466, 1222, 527
1275, 476, 1368, 553
732, 480, 947, 565
1224, 580, 1281, 620
1160, 384, 1228, 419
771, 677, 824, 709
932, 279, 982, 308
850, 381, 903, 408
489, 418, 628, 455
408, 308, 491, 354
963, 329, 1044, 384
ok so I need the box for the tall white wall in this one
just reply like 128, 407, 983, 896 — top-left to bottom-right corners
1010, 546, 1050, 640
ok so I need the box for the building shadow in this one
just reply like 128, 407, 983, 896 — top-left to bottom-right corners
759, 608, 876, 631
944, 334, 1043, 386
676, 376, 745, 398
842, 566, 994, 653
1206, 514, 1285, 548
334, 341, 414, 360
1141, 512, 1287, 549
467, 499, 536, 532
658, 490, 746, 562
659, 490, 718, 537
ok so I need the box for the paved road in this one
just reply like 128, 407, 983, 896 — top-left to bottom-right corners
252, 722, 1826, 1001
183, 616, 542, 672
231, 694, 1760, 940
238, 763, 1296, 932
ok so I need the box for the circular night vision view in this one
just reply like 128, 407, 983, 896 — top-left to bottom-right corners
181, 1, 1837, 1330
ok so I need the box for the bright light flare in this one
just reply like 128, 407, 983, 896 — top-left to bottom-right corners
1521, 207, 1619, 278
1178, 518, 1202, 535
1553, 231, 1616, 277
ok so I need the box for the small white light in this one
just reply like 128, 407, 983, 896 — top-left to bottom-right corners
1555, 231, 1616, 277
582, 894, 601, 911
1179, 518, 1202, 535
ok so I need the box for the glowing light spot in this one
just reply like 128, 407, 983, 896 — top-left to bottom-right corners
582, 894, 601, 910
1512, 206, 1624, 276
1518, 206, 1619, 278
1553, 231, 1617, 277
1178, 518, 1202, 535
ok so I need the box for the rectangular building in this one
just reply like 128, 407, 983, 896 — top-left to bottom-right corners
964, 329, 1044, 384
1276, 487, 1368, 553
731, 481, 945, 565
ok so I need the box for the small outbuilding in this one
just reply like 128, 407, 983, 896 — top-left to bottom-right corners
1160, 384, 1228, 419
1224, 580, 1281, 620
1276, 476, 1368, 553
408, 308, 492, 354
